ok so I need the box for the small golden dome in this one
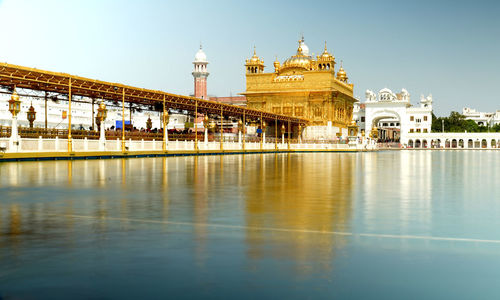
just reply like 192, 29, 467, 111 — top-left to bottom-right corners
250, 47, 260, 63
11, 89, 20, 101
337, 62, 348, 82
297, 44, 304, 55
246, 46, 264, 67
99, 102, 106, 109
320, 41, 334, 60
273, 57, 280, 73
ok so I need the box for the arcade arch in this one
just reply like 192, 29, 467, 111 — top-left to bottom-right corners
368, 110, 402, 142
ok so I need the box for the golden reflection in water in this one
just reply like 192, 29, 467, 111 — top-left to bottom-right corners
67, 160, 73, 186
162, 157, 169, 221
244, 153, 356, 276
0, 154, 356, 276
9, 204, 21, 236
120, 159, 129, 228
191, 156, 208, 268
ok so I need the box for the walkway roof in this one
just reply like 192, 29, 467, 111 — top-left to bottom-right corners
0, 62, 308, 124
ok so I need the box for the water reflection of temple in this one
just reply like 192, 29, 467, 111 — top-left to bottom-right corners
244, 153, 356, 275
0, 154, 356, 275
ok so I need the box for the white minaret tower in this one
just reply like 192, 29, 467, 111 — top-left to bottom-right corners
192, 45, 209, 100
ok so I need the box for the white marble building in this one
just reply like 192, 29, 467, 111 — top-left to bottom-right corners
353, 88, 433, 143
462, 107, 500, 127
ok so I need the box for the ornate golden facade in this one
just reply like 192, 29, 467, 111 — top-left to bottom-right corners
242, 39, 357, 127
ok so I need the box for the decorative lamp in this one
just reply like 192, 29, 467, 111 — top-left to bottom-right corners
97, 102, 107, 122
347, 120, 359, 137
370, 126, 378, 139
27, 103, 36, 128
146, 116, 152, 130
203, 115, 209, 128
281, 124, 286, 135
237, 119, 243, 132
164, 110, 170, 125
209, 120, 216, 129
8, 89, 21, 117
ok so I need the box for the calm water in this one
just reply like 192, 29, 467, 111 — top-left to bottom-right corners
0, 151, 499, 299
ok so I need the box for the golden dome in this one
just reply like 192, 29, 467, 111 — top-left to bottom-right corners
337, 62, 348, 82
11, 89, 19, 101
250, 47, 260, 63
282, 56, 312, 70
280, 41, 313, 72
319, 41, 334, 60
246, 46, 264, 66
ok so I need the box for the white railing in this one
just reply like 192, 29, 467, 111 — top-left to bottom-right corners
0, 136, 366, 154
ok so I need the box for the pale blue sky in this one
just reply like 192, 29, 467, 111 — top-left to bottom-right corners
0, 0, 498, 116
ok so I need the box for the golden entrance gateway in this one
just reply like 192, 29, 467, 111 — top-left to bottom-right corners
0, 62, 368, 161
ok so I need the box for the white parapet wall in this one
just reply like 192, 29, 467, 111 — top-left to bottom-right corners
402, 132, 500, 149
0, 136, 365, 155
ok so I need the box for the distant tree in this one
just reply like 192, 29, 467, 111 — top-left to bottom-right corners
431, 111, 488, 133
431, 113, 443, 132
463, 119, 479, 133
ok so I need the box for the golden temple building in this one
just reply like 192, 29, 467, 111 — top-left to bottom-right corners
242, 37, 357, 138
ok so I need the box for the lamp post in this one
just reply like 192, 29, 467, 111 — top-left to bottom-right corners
347, 120, 359, 148
281, 124, 286, 145
275, 119, 278, 150
97, 101, 107, 151
242, 111, 246, 151
8, 88, 21, 152
237, 119, 243, 145
370, 126, 378, 146
298, 124, 302, 144
287, 121, 290, 149
146, 116, 152, 131
220, 106, 223, 151
163, 109, 169, 150
262, 121, 267, 146
203, 114, 209, 145
27, 103, 36, 128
